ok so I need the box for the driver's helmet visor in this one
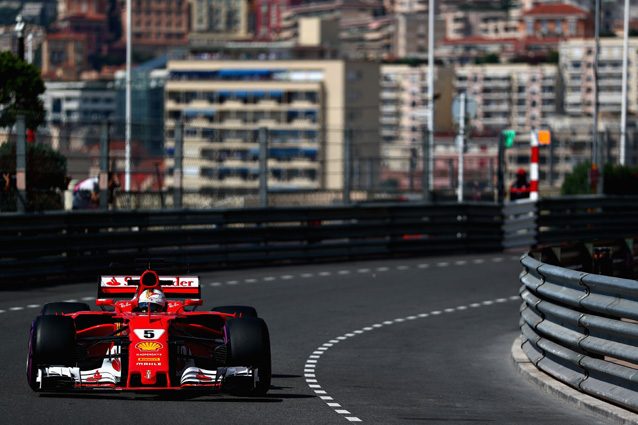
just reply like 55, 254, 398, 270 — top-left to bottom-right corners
138, 302, 164, 312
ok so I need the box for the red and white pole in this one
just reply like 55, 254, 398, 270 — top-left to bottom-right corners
530, 130, 539, 201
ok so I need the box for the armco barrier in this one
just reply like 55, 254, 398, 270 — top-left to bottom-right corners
0, 202, 503, 283
519, 252, 638, 412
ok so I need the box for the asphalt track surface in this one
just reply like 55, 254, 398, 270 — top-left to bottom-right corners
0, 253, 611, 425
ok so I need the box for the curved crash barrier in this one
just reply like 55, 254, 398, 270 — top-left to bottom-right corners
519, 252, 638, 412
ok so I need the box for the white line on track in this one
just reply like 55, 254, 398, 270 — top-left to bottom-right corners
0, 255, 515, 314
305, 294, 519, 422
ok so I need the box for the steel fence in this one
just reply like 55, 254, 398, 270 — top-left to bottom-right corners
519, 251, 638, 412
0, 202, 503, 283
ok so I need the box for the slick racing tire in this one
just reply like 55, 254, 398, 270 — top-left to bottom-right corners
225, 317, 271, 396
41, 302, 90, 315
27, 315, 76, 391
211, 305, 258, 318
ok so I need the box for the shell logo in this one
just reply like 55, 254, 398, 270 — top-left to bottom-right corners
135, 341, 163, 352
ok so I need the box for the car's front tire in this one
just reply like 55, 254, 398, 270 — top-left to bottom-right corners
224, 317, 271, 396
27, 315, 76, 391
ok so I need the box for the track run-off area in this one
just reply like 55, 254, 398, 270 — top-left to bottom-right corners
0, 254, 611, 424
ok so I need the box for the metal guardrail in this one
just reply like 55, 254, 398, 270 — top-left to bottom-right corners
537, 196, 638, 245
519, 252, 638, 412
0, 202, 503, 283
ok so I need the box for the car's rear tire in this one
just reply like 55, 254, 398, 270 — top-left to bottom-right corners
41, 302, 90, 315
225, 317, 271, 396
27, 315, 76, 391
211, 305, 258, 318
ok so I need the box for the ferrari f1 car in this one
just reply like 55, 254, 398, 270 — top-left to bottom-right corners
26, 269, 271, 394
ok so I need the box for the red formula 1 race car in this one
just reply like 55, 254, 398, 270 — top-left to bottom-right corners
26, 269, 271, 394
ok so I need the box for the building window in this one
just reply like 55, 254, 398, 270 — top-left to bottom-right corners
526, 18, 533, 35
555, 19, 562, 35
540, 20, 548, 35
568, 19, 576, 36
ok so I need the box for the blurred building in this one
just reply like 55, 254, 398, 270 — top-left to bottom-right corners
253, 0, 304, 40
122, 0, 189, 52
443, 7, 522, 41
454, 64, 560, 134
41, 32, 90, 80
189, 0, 251, 48
380, 64, 454, 173
114, 56, 169, 155
383, 0, 427, 14
164, 59, 380, 193
560, 37, 638, 117
521, 3, 592, 39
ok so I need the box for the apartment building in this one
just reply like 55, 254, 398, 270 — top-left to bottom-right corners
253, 0, 303, 40
521, 3, 592, 39
122, 0, 189, 50
164, 60, 380, 193
454, 64, 560, 134
383, 0, 427, 14
189, 0, 251, 47
560, 38, 638, 117
443, 8, 522, 40
114, 57, 169, 155
279, 1, 380, 41
380, 64, 453, 172
41, 32, 90, 80
43, 80, 116, 125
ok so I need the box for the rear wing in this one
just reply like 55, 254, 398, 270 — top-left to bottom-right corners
98, 275, 201, 300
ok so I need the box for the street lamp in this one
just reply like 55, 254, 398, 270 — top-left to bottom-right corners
125, 0, 132, 191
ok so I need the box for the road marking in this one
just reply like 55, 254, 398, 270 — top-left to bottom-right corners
376, 267, 389, 272
263, 276, 275, 281
455, 260, 467, 265
282, 275, 294, 280
319, 272, 332, 276
304, 294, 519, 423
0, 310, 5, 314
210, 282, 222, 287
227, 280, 238, 285
437, 262, 449, 267
244, 278, 257, 283
492, 257, 504, 262
473, 259, 484, 264
301, 273, 314, 278
64, 299, 77, 302
81, 296, 94, 301
357, 269, 370, 273
338, 270, 350, 275
27, 304, 40, 308
397, 265, 410, 271
10, 306, 23, 311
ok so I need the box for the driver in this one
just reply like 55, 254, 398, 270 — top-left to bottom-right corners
137, 288, 167, 312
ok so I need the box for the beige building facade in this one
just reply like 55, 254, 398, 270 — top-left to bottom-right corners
560, 38, 638, 117
164, 60, 380, 192
454, 64, 560, 134
189, 0, 251, 47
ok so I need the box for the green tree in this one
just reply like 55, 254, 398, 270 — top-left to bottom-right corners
0, 51, 46, 129
561, 161, 592, 195
0, 142, 67, 211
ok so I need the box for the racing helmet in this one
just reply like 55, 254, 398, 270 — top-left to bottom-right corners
138, 288, 167, 312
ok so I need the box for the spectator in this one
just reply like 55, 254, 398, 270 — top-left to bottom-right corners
72, 172, 120, 210
510, 168, 531, 201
